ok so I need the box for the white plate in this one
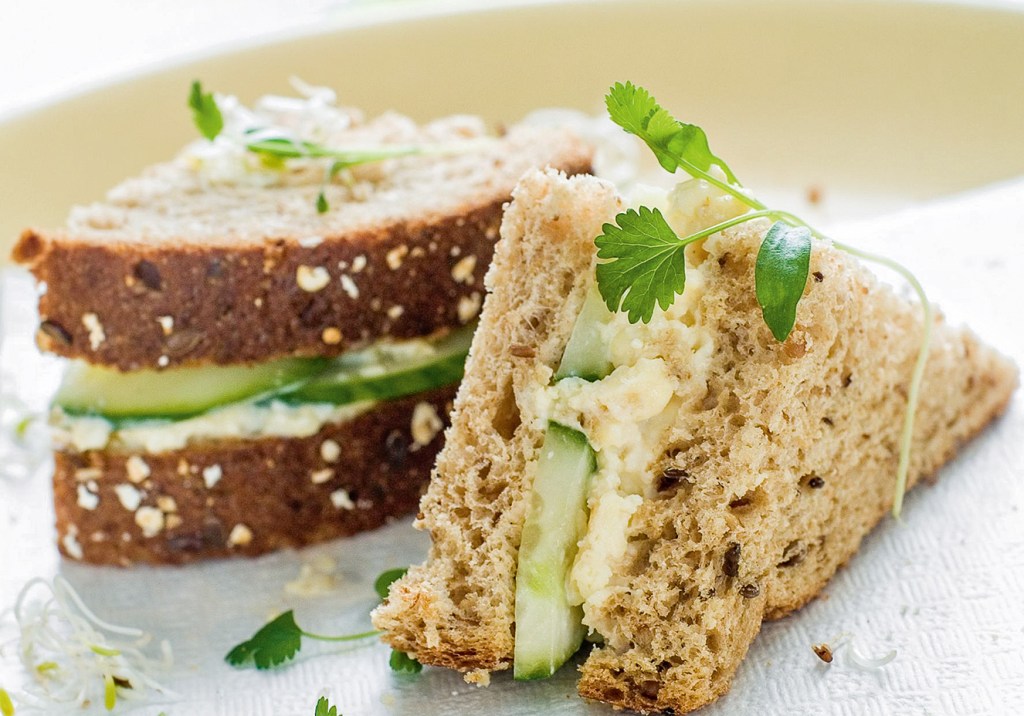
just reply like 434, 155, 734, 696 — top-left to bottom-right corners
2, 1, 1023, 715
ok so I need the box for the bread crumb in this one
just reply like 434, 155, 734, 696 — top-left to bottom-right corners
322, 327, 343, 345
228, 523, 253, 547
457, 293, 482, 323
81, 312, 106, 350
297, 265, 331, 292
125, 455, 151, 483
386, 245, 409, 270
310, 468, 335, 485
451, 255, 477, 284
284, 557, 339, 597
76, 484, 99, 511
464, 669, 491, 686
134, 506, 165, 538
202, 464, 223, 489
320, 439, 341, 463
351, 254, 367, 273
156, 315, 174, 335
330, 489, 355, 510
340, 274, 360, 299
411, 402, 443, 446
114, 484, 142, 511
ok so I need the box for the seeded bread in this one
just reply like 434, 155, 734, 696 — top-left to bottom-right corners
12, 120, 592, 370
54, 387, 455, 566
372, 170, 1017, 713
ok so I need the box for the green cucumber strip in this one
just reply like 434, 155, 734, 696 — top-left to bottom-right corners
513, 422, 596, 680
278, 325, 473, 405
55, 324, 476, 424
555, 285, 614, 382
55, 356, 330, 421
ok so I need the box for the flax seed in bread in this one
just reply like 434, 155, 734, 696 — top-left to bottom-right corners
372, 170, 1017, 713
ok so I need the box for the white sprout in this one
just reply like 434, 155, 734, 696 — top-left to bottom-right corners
7, 577, 176, 711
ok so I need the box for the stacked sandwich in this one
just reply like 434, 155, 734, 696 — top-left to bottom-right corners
373, 88, 1017, 711
11, 84, 591, 565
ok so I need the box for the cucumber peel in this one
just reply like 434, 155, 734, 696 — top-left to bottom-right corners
513, 422, 596, 680
55, 325, 474, 424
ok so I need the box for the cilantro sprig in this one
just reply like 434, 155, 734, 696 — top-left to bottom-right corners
225, 567, 420, 673
598, 81, 933, 518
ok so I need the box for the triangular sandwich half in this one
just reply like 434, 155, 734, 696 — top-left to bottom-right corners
372, 169, 1016, 713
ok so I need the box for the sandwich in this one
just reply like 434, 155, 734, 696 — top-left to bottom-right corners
372, 89, 1017, 711
10, 82, 592, 566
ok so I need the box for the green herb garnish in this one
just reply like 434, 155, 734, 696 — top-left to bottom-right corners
374, 568, 408, 600
187, 82, 467, 212
225, 610, 379, 670
598, 81, 933, 518
188, 81, 223, 141
388, 649, 423, 674
315, 696, 339, 716
225, 567, 419, 670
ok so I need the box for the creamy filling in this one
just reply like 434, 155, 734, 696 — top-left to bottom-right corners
52, 330, 461, 454
53, 400, 375, 454
528, 172, 746, 631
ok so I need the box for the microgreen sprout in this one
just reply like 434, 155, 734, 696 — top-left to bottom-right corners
8, 577, 174, 712
597, 81, 932, 518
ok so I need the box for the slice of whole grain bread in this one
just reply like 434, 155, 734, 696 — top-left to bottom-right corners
372, 169, 1017, 712
12, 117, 591, 370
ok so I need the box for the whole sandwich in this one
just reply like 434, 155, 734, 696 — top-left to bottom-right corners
10, 81, 592, 566
373, 85, 1017, 712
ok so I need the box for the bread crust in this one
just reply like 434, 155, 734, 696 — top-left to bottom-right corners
53, 387, 454, 566
12, 132, 592, 371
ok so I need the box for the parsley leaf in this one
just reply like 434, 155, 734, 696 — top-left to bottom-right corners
315, 696, 339, 716
595, 207, 687, 324
225, 610, 302, 669
188, 81, 223, 141
755, 222, 812, 341
605, 81, 738, 184
374, 568, 408, 600
389, 649, 423, 674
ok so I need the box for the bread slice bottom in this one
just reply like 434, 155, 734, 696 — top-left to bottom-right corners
54, 387, 454, 566
373, 170, 1017, 712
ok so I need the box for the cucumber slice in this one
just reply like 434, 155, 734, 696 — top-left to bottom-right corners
279, 325, 473, 405
554, 285, 614, 382
55, 357, 330, 421
513, 422, 596, 680
55, 324, 476, 424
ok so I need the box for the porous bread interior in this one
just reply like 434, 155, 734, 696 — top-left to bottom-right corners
373, 171, 1018, 712
54, 118, 589, 247
371, 169, 624, 669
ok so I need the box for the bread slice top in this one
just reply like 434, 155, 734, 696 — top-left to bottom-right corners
12, 113, 591, 369
18, 115, 587, 249
372, 169, 1017, 713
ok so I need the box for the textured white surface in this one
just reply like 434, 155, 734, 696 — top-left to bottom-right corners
1, 180, 1022, 714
